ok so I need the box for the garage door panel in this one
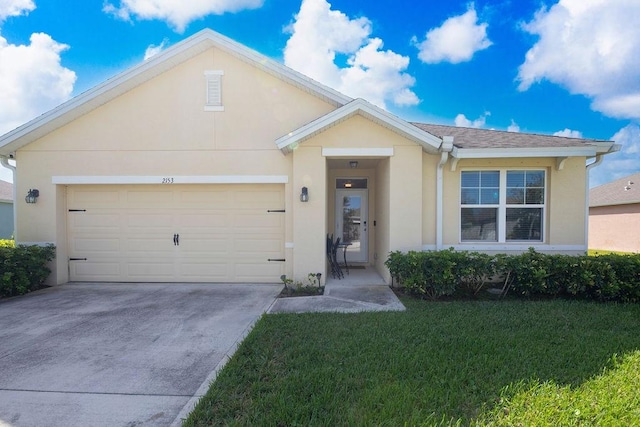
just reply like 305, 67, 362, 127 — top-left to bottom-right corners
73, 238, 121, 253
71, 213, 121, 231
126, 238, 176, 254
71, 190, 121, 206
179, 262, 229, 279
125, 191, 175, 207
234, 237, 283, 253
68, 184, 285, 283
178, 190, 231, 204
176, 213, 230, 229
127, 262, 175, 279
72, 261, 121, 280
234, 262, 284, 282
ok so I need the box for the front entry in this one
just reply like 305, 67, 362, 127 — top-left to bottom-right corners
335, 189, 368, 263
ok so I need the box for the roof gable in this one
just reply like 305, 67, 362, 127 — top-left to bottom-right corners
590, 172, 640, 207
276, 99, 443, 154
0, 29, 352, 155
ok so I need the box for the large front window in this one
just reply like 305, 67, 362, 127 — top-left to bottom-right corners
460, 170, 545, 243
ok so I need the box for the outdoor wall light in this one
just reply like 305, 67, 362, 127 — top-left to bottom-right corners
25, 188, 39, 204
349, 161, 358, 169
300, 186, 309, 202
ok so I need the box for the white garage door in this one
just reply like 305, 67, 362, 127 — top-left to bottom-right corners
67, 184, 286, 282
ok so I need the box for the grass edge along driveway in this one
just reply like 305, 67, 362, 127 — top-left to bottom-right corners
184, 298, 640, 426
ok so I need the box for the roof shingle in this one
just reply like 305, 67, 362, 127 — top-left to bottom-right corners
590, 173, 640, 207
412, 123, 611, 149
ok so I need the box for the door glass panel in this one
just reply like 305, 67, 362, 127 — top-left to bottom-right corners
342, 195, 362, 246
336, 189, 368, 263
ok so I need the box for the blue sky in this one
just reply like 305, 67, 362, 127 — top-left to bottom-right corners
1, 0, 638, 187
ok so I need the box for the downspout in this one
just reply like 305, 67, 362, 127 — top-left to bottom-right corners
0, 156, 16, 240
584, 155, 603, 252
436, 136, 454, 250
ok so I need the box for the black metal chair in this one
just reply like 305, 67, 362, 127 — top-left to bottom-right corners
326, 234, 343, 279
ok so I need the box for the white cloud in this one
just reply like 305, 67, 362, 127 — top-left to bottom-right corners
0, 32, 76, 135
283, 0, 418, 109
590, 123, 640, 187
518, 0, 640, 120
103, 0, 264, 32
414, 3, 492, 64
455, 111, 490, 128
0, 0, 35, 21
553, 128, 583, 138
507, 120, 520, 133
144, 38, 168, 60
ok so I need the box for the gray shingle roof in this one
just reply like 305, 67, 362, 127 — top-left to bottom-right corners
0, 180, 13, 202
590, 172, 640, 207
412, 123, 610, 149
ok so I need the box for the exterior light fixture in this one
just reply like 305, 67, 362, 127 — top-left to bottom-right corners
349, 161, 358, 169
300, 186, 309, 202
344, 181, 352, 188
25, 188, 39, 204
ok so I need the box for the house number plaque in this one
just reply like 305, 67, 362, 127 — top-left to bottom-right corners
161, 177, 175, 184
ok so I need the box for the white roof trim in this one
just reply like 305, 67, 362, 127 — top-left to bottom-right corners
0, 29, 351, 155
52, 175, 289, 185
452, 146, 600, 159
275, 99, 442, 154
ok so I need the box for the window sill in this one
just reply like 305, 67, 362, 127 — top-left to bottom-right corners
204, 106, 224, 112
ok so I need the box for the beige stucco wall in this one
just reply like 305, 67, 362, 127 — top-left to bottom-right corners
442, 156, 587, 250
589, 204, 640, 253
422, 153, 439, 247
14, 46, 336, 284
375, 158, 391, 281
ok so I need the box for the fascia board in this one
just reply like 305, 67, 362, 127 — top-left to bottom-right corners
451, 147, 599, 159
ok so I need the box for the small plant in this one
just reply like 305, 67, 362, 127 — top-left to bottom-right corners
308, 272, 322, 288
280, 274, 293, 291
279, 273, 324, 297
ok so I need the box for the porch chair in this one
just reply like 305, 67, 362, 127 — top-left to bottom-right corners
326, 234, 343, 279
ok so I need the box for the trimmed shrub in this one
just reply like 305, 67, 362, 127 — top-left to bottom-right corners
0, 244, 56, 298
386, 249, 640, 303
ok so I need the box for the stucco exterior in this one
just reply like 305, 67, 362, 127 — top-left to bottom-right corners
588, 173, 640, 253
589, 204, 640, 253
0, 29, 618, 285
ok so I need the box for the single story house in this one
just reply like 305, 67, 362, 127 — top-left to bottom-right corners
0, 29, 619, 285
589, 173, 640, 253
0, 179, 14, 239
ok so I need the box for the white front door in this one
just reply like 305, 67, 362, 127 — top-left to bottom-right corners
335, 189, 368, 263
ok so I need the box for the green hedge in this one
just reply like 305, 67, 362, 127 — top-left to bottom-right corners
0, 243, 56, 298
385, 248, 640, 302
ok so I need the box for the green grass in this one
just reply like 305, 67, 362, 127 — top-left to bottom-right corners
183, 298, 640, 426
588, 249, 636, 256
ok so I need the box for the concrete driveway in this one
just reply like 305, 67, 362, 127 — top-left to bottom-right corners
0, 282, 281, 427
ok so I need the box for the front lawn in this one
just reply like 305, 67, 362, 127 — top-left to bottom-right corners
184, 298, 640, 426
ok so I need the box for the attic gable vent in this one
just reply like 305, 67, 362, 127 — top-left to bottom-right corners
204, 70, 224, 111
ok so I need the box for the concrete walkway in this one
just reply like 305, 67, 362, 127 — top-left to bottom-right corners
268, 267, 405, 314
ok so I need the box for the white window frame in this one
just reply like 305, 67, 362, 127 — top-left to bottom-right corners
204, 70, 224, 112
459, 168, 547, 244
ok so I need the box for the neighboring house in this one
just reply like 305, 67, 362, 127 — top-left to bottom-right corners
0, 29, 619, 285
0, 180, 13, 239
589, 173, 640, 253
